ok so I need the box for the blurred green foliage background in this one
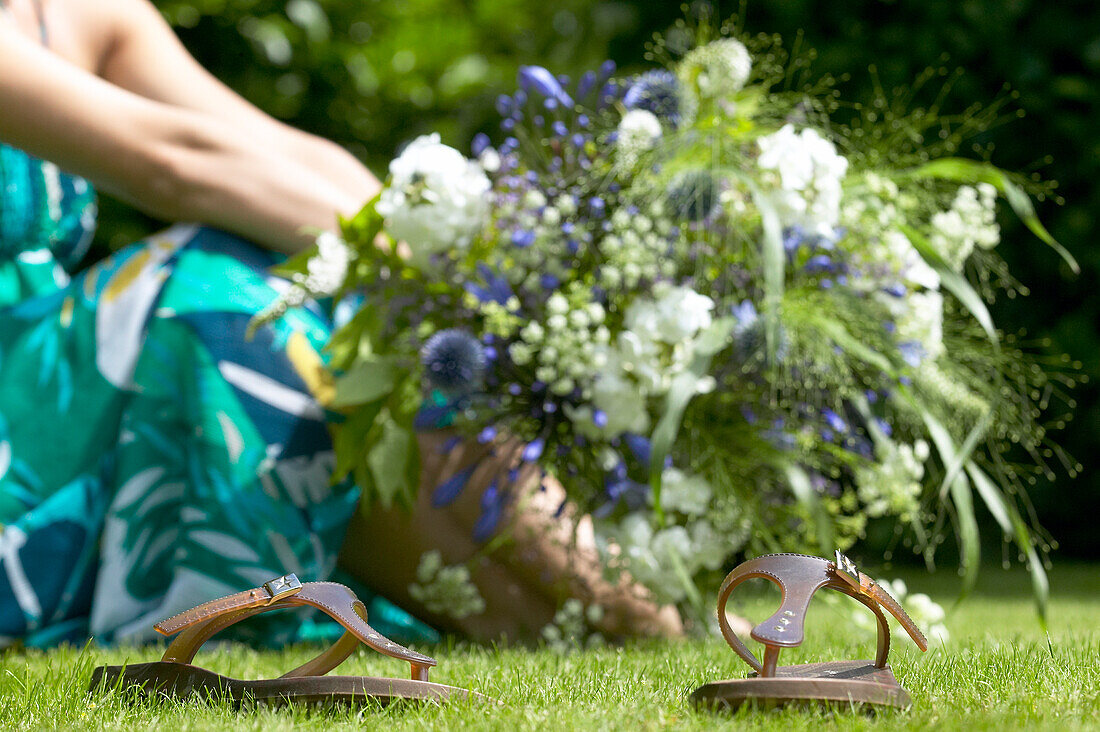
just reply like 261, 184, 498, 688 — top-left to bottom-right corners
97, 0, 1099, 557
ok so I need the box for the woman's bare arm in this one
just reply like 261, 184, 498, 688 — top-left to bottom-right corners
0, 21, 366, 253
81, 0, 379, 199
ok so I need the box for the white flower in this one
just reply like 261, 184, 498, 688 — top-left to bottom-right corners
855, 440, 929, 519
376, 133, 491, 265
590, 371, 649, 435
625, 284, 715, 345
757, 124, 849, 237
899, 290, 945, 361
478, 147, 502, 173
657, 469, 713, 516
408, 550, 486, 619
928, 185, 1000, 270
885, 231, 941, 291
300, 231, 351, 295
616, 109, 662, 166
679, 38, 753, 99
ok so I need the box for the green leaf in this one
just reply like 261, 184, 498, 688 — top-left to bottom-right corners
694, 317, 736, 357
907, 159, 1079, 274
902, 225, 999, 349
937, 409, 993, 501
909, 397, 980, 596
816, 319, 898, 376
785, 464, 834, 554
367, 410, 414, 509
331, 357, 401, 407
948, 469, 981, 599
746, 180, 786, 364
340, 193, 385, 246
966, 463, 1049, 625
648, 343, 721, 524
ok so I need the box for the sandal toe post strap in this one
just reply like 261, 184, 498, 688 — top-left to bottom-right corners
716, 552, 924, 677
154, 574, 437, 681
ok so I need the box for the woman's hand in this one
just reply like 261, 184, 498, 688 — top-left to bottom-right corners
339, 432, 684, 642
0, 0, 379, 254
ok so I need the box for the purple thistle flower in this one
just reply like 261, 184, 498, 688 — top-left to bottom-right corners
421, 329, 487, 394
623, 70, 684, 126
667, 171, 720, 221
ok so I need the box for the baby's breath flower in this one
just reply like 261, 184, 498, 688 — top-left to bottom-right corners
678, 38, 753, 101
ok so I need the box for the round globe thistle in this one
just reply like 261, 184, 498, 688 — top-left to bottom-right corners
623, 70, 689, 127
732, 301, 789, 363
666, 171, 720, 221
421, 329, 487, 394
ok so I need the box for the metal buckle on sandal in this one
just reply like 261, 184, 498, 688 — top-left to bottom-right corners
263, 574, 303, 605
832, 550, 862, 592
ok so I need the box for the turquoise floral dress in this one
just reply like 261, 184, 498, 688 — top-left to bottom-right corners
0, 145, 430, 648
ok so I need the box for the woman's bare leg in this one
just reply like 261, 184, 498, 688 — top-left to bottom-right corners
338, 431, 683, 642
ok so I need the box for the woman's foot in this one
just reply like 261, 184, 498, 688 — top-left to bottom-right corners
338, 431, 683, 642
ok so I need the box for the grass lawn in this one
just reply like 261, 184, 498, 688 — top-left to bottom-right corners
2, 563, 1098, 730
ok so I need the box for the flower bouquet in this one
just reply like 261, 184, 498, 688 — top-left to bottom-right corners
258, 20, 1077, 618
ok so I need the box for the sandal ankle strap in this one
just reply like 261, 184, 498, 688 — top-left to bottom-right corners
716, 552, 928, 677
153, 573, 437, 682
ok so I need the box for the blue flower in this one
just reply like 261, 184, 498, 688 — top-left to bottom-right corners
593, 478, 649, 518
472, 132, 491, 156
898, 341, 925, 367
433, 464, 476, 507
465, 263, 514, 304
667, 171, 720, 221
821, 407, 849, 433
623, 433, 652, 468
623, 70, 685, 126
883, 283, 907, 298
804, 254, 836, 273
473, 481, 507, 542
522, 438, 545, 462
517, 66, 574, 107
511, 229, 536, 248
421, 329, 487, 394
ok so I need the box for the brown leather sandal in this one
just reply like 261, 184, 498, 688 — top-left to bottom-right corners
691, 551, 928, 711
88, 574, 486, 707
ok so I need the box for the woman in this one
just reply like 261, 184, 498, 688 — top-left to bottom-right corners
0, 0, 679, 647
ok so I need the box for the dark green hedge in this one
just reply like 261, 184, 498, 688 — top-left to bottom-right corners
96, 0, 1098, 556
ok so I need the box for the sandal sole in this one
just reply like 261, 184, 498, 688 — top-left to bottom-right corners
691, 660, 912, 711
89, 661, 487, 707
